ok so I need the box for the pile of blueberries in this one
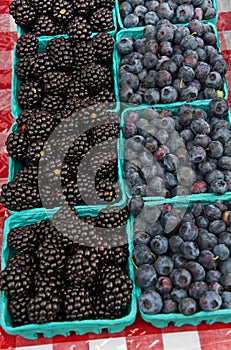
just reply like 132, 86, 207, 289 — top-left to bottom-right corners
123, 98, 231, 197
117, 20, 228, 105
119, 0, 216, 28
133, 200, 231, 315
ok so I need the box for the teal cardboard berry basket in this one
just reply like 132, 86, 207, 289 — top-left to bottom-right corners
115, 0, 218, 30
118, 103, 231, 204
0, 207, 137, 339
11, 33, 120, 120
114, 22, 229, 109
131, 198, 231, 327
17, 7, 118, 38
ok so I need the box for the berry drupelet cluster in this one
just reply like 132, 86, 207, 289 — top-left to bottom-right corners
15, 33, 115, 115
123, 97, 231, 198
117, 20, 228, 105
9, 0, 115, 36
0, 205, 132, 325
133, 200, 231, 315
119, 0, 216, 28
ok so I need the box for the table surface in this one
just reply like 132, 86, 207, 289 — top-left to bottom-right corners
1, 1, 231, 349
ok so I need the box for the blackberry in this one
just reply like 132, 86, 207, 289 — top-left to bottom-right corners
28, 293, 61, 324
62, 97, 90, 118
9, 0, 36, 27
81, 63, 113, 92
67, 79, 89, 100
7, 225, 39, 253
37, 240, 66, 275
94, 265, 132, 319
65, 133, 93, 166
88, 89, 115, 105
62, 286, 95, 321
32, 15, 63, 36
18, 81, 42, 110
0, 253, 34, 297
92, 33, 114, 63
5, 131, 28, 161
67, 16, 92, 43
34, 271, 63, 298
8, 295, 30, 326
73, 41, 96, 72
16, 56, 35, 80
72, 0, 95, 15
90, 8, 114, 32
63, 181, 84, 206
94, 0, 114, 9
95, 206, 129, 228
41, 93, 66, 115
30, 52, 55, 80
52, 0, 74, 23
90, 122, 120, 146
31, 0, 54, 14
16, 109, 34, 132
43, 71, 71, 94
16, 33, 38, 58
26, 110, 57, 143
46, 37, 74, 72
65, 247, 100, 288
26, 139, 46, 161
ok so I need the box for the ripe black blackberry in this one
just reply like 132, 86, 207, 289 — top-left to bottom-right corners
95, 179, 117, 202
94, 265, 132, 319
46, 37, 74, 72
62, 286, 95, 321
52, 0, 74, 23
65, 133, 93, 166
16, 33, 38, 58
34, 271, 63, 298
90, 122, 120, 146
63, 181, 84, 206
0, 253, 34, 297
31, 0, 54, 14
37, 240, 66, 275
43, 71, 71, 94
16, 56, 35, 80
30, 52, 55, 80
28, 292, 61, 324
5, 131, 28, 161
94, 0, 115, 9
26, 139, 45, 161
92, 33, 114, 63
67, 79, 89, 100
63, 96, 90, 118
26, 110, 57, 143
67, 16, 92, 43
81, 63, 113, 92
41, 93, 66, 115
73, 41, 96, 72
95, 206, 130, 228
72, 0, 95, 15
31, 15, 63, 36
9, 0, 36, 27
7, 225, 39, 253
16, 109, 34, 133
8, 295, 30, 326
18, 81, 43, 110
90, 8, 114, 32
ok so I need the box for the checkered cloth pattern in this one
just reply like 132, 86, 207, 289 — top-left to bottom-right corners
1, 1, 231, 349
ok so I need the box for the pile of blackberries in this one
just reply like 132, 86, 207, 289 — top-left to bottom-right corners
0, 205, 132, 325
123, 97, 231, 197
133, 200, 231, 315
117, 20, 228, 105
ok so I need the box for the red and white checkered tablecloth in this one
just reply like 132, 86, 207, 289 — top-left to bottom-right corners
1, 1, 231, 349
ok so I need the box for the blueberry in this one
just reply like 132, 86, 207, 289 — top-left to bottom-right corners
155, 70, 172, 88
220, 273, 231, 291
204, 88, 216, 99
134, 5, 148, 19
178, 104, 194, 126
198, 250, 216, 270
144, 25, 157, 40
180, 241, 200, 260
213, 244, 230, 261
224, 141, 231, 157
146, 221, 164, 237
172, 268, 192, 289
129, 0, 144, 6
139, 290, 163, 314
134, 38, 147, 54
139, 150, 154, 166
161, 86, 178, 104
156, 24, 175, 42
160, 59, 178, 74
180, 129, 194, 143
162, 299, 177, 313
214, 58, 229, 75
203, 32, 217, 46
142, 164, 158, 180
196, 48, 207, 61
219, 231, 231, 247
123, 122, 138, 138
218, 157, 231, 171
211, 128, 231, 144
155, 276, 173, 295
208, 220, 227, 234
183, 55, 198, 69
172, 254, 187, 268
144, 88, 160, 104
189, 146, 206, 164
198, 159, 217, 175
171, 287, 188, 303
206, 270, 221, 284
159, 41, 173, 56
129, 135, 145, 152
176, 4, 194, 22
150, 235, 168, 255
134, 216, 147, 233
124, 13, 140, 27
135, 264, 157, 288
144, 70, 157, 88
168, 236, 184, 254
157, 3, 174, 20
174, 26, 190, 44
127, 57, 144, 74
179, 297, 197, 315
147, 0, 159, 12
188, 19, 205, 37
199, 291, 222, 311
196, 216, 209, 228
209, 98, 229, 118
192, 0, 204, 5
119, 71, 139, 90
129, 93, 143, 105
195, 62, 210, 80
178, 66, 195, 83
117, 37, 134, 54
134, 231, 151, 245
180, 35, 198, 51
128, 195, 144, 216
191, 118, 210, 135
191, 180, 208, 194
180, 85, 198, 102
132, 243, 154, 266
125, 110, 139, 124
204, 7, 216, 20
189, 281, 208, 300
205, 170, 224, 186
143, 52, 158, 69
193, 134, 211, 148
144, 11, 159, 25
155, 255, 174, 276
185, 261, 206, 282
165, 172, 178, 189
221, 291, 231, 308
220, 259, 231, 275
120, 1, 133, 18
119, 85, 134, 102
145, 39, 159, 54
206, 72, 223, 89
197, 231, 218, 250
144, 136, 159, 152
179, 222, 198, 241
142, 206, 161, 223
147, 177, 166, 197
